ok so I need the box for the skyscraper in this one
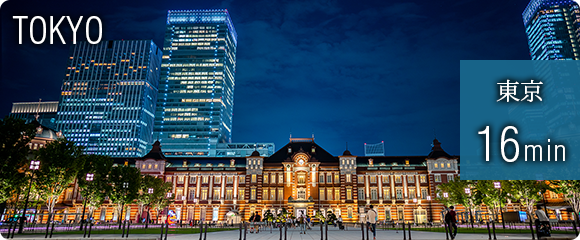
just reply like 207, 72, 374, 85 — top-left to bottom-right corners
56, 40, 162, 157
523, 0, 580, 60
155, 10, 237, 156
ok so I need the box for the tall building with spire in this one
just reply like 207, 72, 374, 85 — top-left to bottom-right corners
523, 0, 580, 60
56, 40, 162, 157
154, 9, 237, 156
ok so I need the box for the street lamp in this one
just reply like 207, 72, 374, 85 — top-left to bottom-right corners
79, 173, 94, 230
145, 188, 153, 229
18, 160, 40, 234
494, 181, 505, 229
465, 187, 474, 228
118, 182, 128, 229
443, 192, 449, 198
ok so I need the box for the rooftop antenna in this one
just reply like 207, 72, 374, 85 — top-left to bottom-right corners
289, 132, 292, 141
34, 98, 42, 121
312, 131, 315, 140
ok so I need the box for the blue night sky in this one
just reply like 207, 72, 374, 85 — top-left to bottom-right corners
0, 0, 532, 156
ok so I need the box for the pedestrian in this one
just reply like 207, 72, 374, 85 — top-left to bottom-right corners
254, 211, 261, 233
365, 205, 378, 240
445, 206, 458, 240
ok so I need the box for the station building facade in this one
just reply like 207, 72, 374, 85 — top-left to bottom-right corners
51, 137, 458, 224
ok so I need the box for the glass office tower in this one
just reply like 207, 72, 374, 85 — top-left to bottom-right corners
56, 40, 162, 157
523, 0, 580, 60
155, 10, 237, 156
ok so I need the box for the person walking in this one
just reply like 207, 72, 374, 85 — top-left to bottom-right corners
445, 206, 458, 240
365, 205, 378, 240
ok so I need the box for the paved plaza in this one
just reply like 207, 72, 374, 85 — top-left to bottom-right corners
3, 228, 579, 240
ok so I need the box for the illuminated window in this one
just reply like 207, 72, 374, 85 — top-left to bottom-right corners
201, 189, 208, 200
346, 188, 352, 200
178, 176, 184, 184
383, 188, 390, 200
298, 188, 306, 200
238, 189, 245, 200
447, 163, 451, 168
447, 174, 454, 182
251, 174, 256, 183
420, 175, 426, 183
371, 188, 378, 200
263, 189, 268, 200
335, 188, 340, 200
251, 188, 256, 200
382, 176, 389, 183
346, 174, 351, 183
264, 174, 269, 183
358, 175, 364, 183
271, 173, 276, 184
409, 188, 416, 199
202, 176, 209, 184
334, 174, 339, 183
298, 173, 306, 184
395, 176, 402, 183
327, 188, 333, 200
320, 188, 325, 200
396, 188, 403, 199
434, 175, 441, 182
214, 176, 221, 184
407, 175, 414, 183
370, 176, 377, 183
279, 174, 283, 184
227, 176, 233, 184
421, 188, 428, 199
358, 189, 365, 200
278, 188, 283, 201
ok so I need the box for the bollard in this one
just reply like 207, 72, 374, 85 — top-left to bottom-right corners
243, 222, 247, 240
491, 221, 497, 240
88, 222, 93, 238
199, 222, 203, 240
204, 224, 207, 240
486, 222, 491, 240
366, 223, 370, 240
240, 222, 243, 240
84, 221, 88, 238
122, 221, 126, 238
165, 222, 169, 240
324, 222, 327, 240
325, 222, 328, 240
444, 221, 449, 240
403, 222, 406, 240
528, 220, 535, 240
7, 222, 13, 239
284, 223, 287, 240
163, 223, 167, 240
50, 222, 55, 238
126, 221, 130, 238
573, 221, 579, 236
408, 223, 412, 240
280, 223, 283, 240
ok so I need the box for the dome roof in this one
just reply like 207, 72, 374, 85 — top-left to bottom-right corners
251, 150, 261, 156
31, 120, 60, 141
342, 149, 352, 156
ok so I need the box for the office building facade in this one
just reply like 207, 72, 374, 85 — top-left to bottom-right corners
154, 9, 237, 156
56, 40, 162, 157
523, 0, 580, 60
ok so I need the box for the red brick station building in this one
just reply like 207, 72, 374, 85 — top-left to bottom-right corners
19, 127, 577, 224
51, 137, 460, 224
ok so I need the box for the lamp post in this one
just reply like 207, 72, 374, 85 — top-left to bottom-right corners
145, 188, 153, 229
427, 195, 432, 222
465, 187, 474, 228
494, 181, 505, 229
18, 160, 40, 234
193, 198, 198, 226
79, 173, 94, 230
118, 182, 128, 229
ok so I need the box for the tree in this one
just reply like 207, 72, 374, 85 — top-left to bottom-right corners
551, 180, 580, 224
474, 180, 509, 222
436, 177, 479, 226
77, 155, 113, 223
34, 138, 85, 223
326, 210, 337, 225
0, 116, 36, 216
149, 180, 173, 223
506, 180, 550, 222
136, 175, 166, 227
108, 164, 140, 227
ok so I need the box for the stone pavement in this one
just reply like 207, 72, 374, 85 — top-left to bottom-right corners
4, 228, 579, 240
